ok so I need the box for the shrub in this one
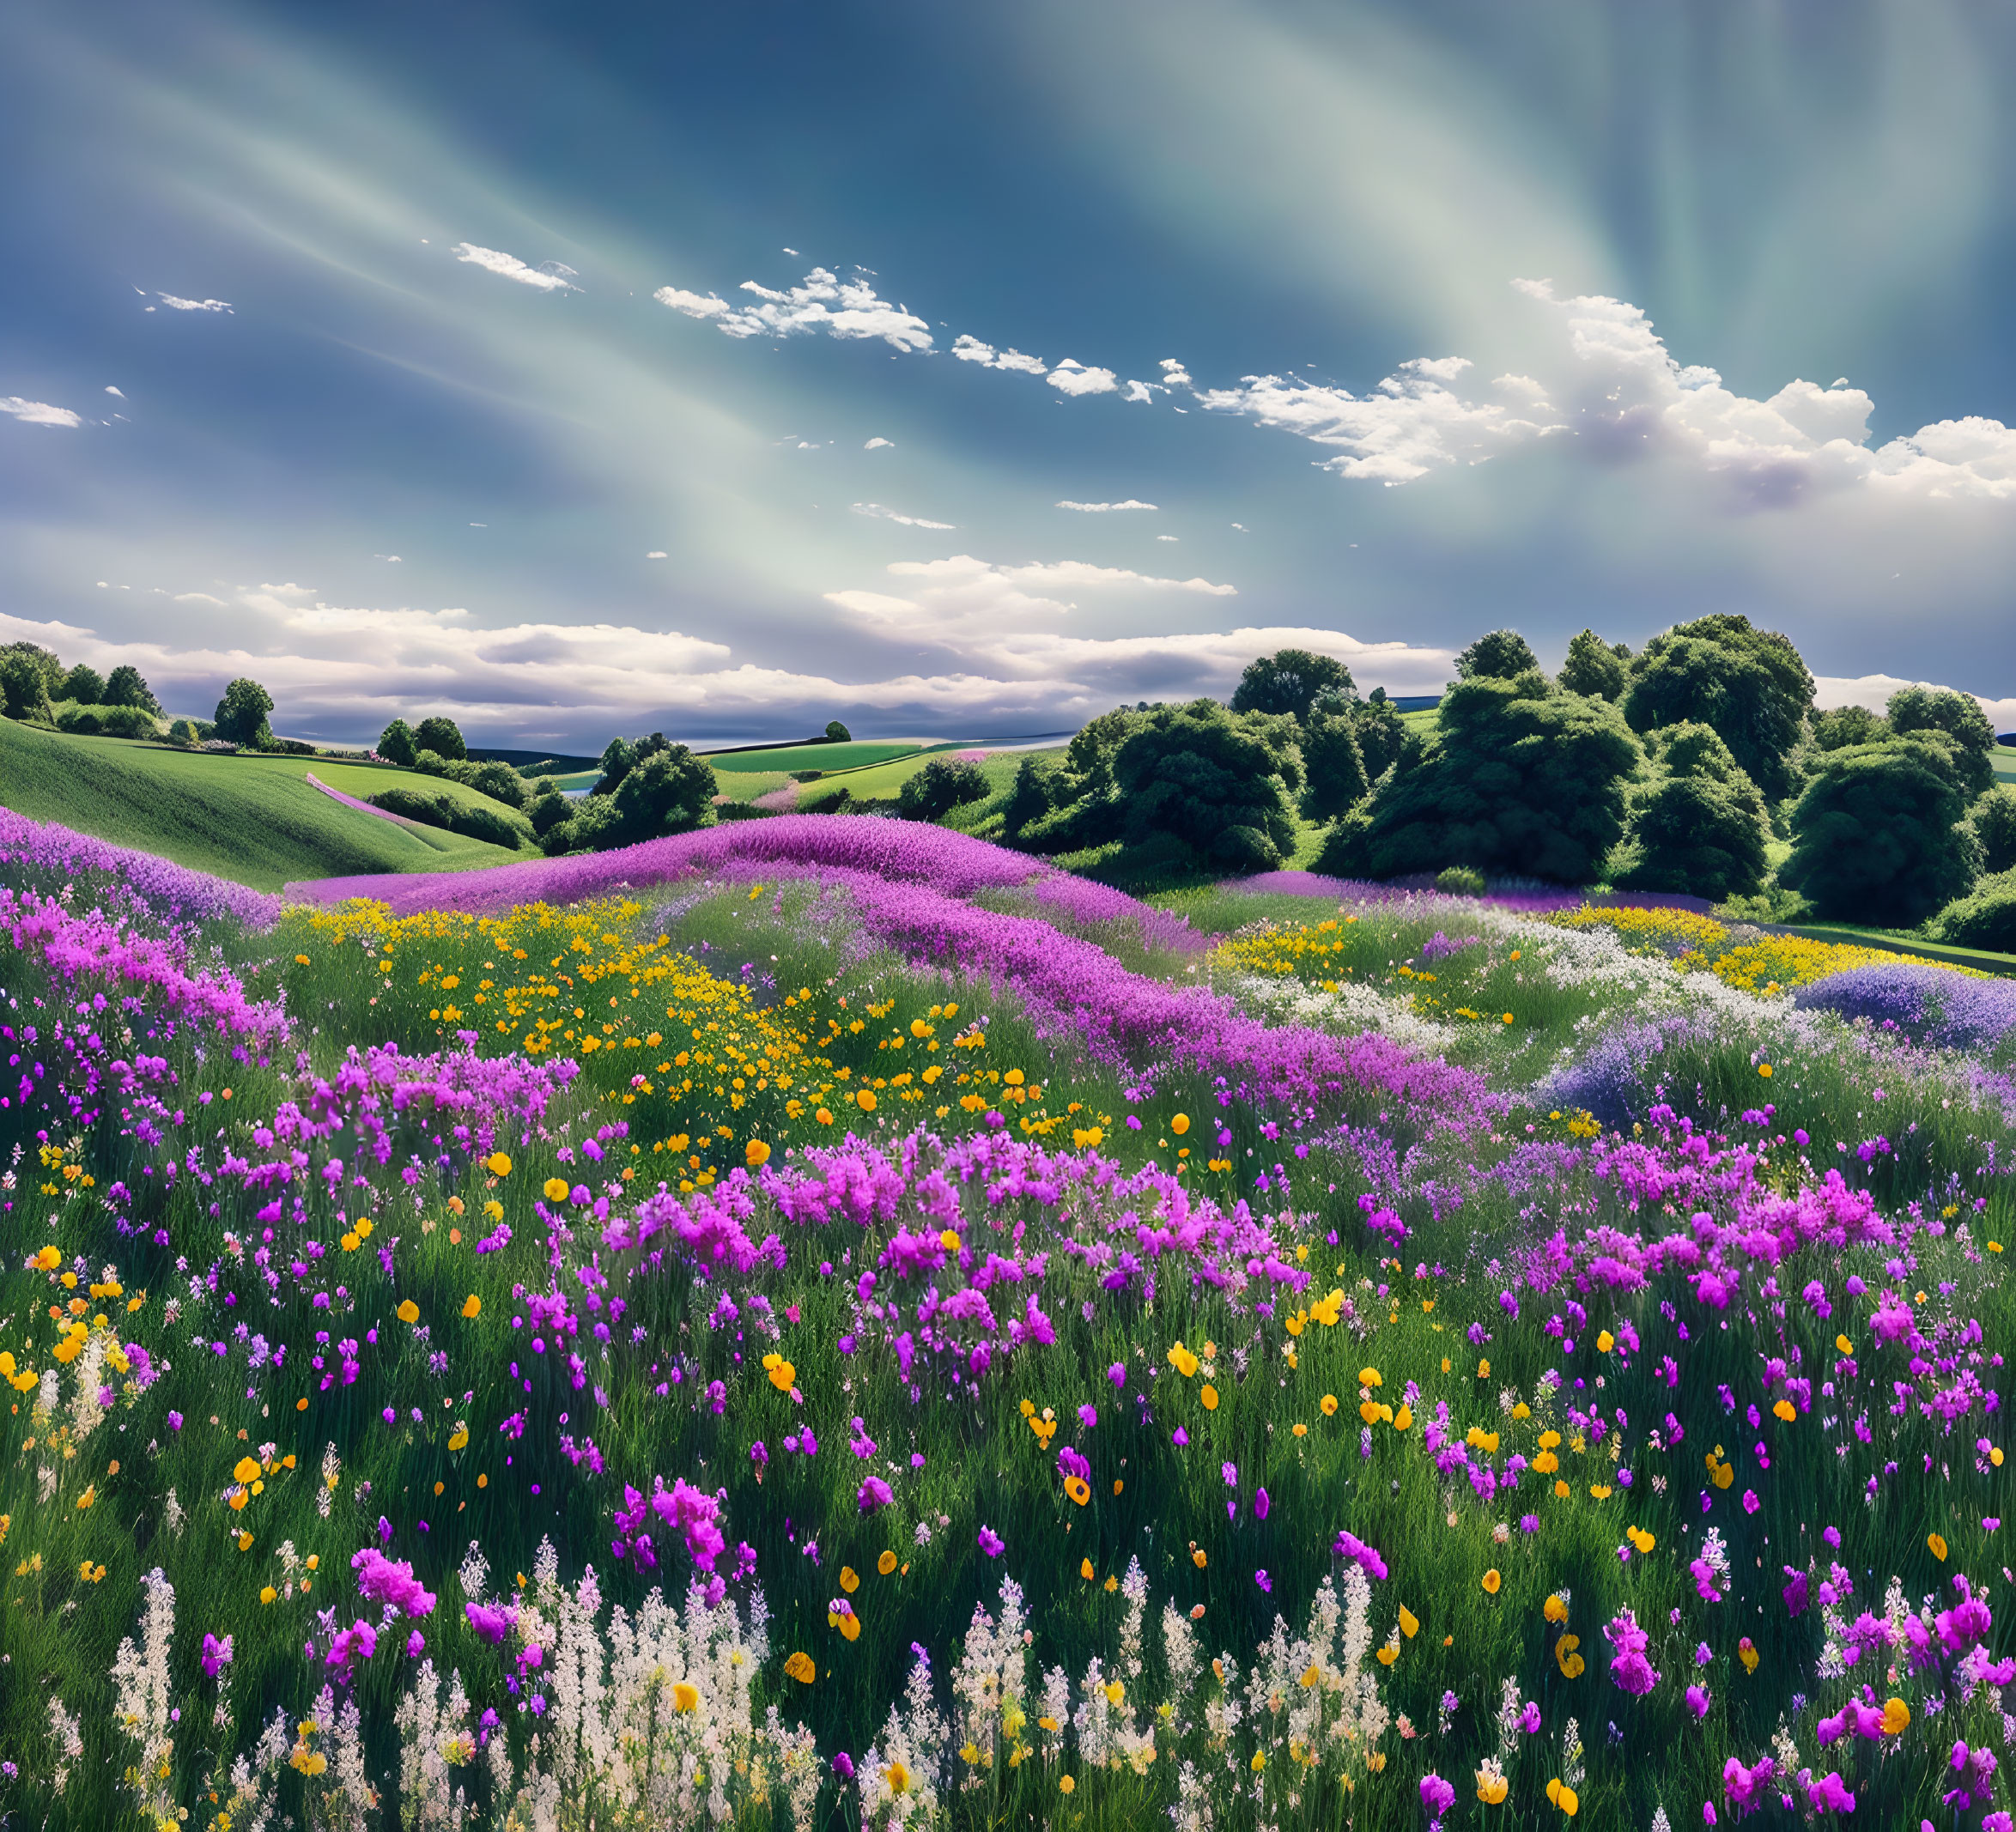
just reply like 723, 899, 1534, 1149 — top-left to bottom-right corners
1351, 698, 1409, 782
823, 719, 852, 742
213, 677, 275, 749
1000, 757, 1054, 840
370, 787, 458, 827
1971, 786, 2016, 876
1609, 723, 1770, 901
1888, 685, 1996, 798
1111, 700, 1303, 873
467, 760, 528, 810
1301, 709, 1369, 820
414, 715, 466, 761
58, 703, 158, 740
799, 785, 853, 816
377, 719, 419, 767
270, 737, 316, 756
1319, 671, 1643, 884
166, 718, 198, 747
448, 804, 523, 849
896, 759, 990, 822
528, 785, 573, 837
550, 747, 715, 852
369, 788, 522, 850
1781, 737, 1981, 925
1810, 704, 1889, 752
1435, 865, 1486, 895
1926, 869, 2016, 952
1623, 613, 1814, 802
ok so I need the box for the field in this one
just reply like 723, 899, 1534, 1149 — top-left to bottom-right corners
0, 720, 523, 889
704, 742, 935, 775
3, 808, 2016, 1830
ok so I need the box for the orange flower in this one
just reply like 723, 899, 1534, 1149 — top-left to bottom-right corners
1480, 1568, 1502, 1595
784, 1652, 816, 1683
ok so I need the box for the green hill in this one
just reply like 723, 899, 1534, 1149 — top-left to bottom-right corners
0, 720, 522, 891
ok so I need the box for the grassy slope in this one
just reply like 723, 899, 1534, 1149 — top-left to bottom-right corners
703, 739, 926, 773
0, 722, 521, 891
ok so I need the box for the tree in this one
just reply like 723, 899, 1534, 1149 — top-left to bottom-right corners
1110, 700, 1303, 872
377, 719, 418, 766
896, 759, 990, 822
213, 677, 275, 749
1454, 628, 1540, 682
167, 718, 198, 747
823, 720, 852, 743
1318, 670, 1644, 884
0, 651, 54, 723
103, 665, 160, 714
1970, 786, 2016, 876
467, 760, 528, 810
1610, 723, 1770, 900
1810, 705, 1889, 752
1621, 613, 1814, 803
1559, 629, 1628, 702
1351, 698, 1409, 782
1928, 869, 2016, 952
62, 664, 106, 705
1302, 709, 1370, 820
415, 716, 465, 761
1886, 686, 1995, 798
528, 780, 573, 838
1000, 756, 1056, 840
593, 735, 637, 795
1, 643, 64, 700
1780, 737, 1980, 924
551, 745, 715, 853
1230, 649, 1356, 723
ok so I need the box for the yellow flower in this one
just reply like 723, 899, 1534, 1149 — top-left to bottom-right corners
76, 1484, 94, 1511
1292, 1422, 1309, 1437
543, 1178, 570, 1202
397, 1300, 419, 1325
1773, 1398, 1797, 1422
484, 1152, 512, 1178
234, 1455, 261, 1484
671, 1682, 700, 1714
1543, 1594, 1568, 1623
841, 1567, 859, 1593
1320, 1393, 1339, 1416
260, 1586, 278, 1605
1480, 1568, 1502, 1595
1171, 1113, 1189, 1134
1477, 1357, 1491, 1378
1393, 1403, 1412, 1430
856, 1089, 877, 1112
1081, 1558, 1096, 1582
1836, 1333, 1853, 1355
878, 1550, 898, 1575
1250, 1750, 1266, 1774
1169, 1341, 1200, 1379
886, 1761, 911, 1794
1398, 1606, 1418, 1639
1929, 1532, 1948, 1561
1596, 1331, 1614, 1353
784, 1652, 816, 1683
1555, 1635, 1583, 1678
1589, 1483, 1612, 1500
1192, 1549, 1207, 1568
744, 1140, 771, 1168
1627, 1526, 1655, 1554
762, 1353, 797, 1392
1358, 1366, 1382, 1388
1104, 1681, 1125, 1705
1758, 1063, 1772, 1078
1738, 1637, 1759, 1673
1065, 1476, 1091, 1506
462, 1295, 482, 1319
1059, 1775, 1075, 1795
1882, 1696, 1910, 1735
1200, 1384, 1219, 1410
1477, 1764, 1509, 1805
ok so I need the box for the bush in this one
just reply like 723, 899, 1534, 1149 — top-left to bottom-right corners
1000, 757, 1054, 840
62, 664, 106, 705
1436, 865, 1486, 895
415, 715, 466, 761
1810, 704, 1889, 752
1319, 671, 1644, 884
1110, 700, 1303, 873
714, 800, 778, 822
823, 719, 852, 743
1971, 786, 2016, 876
1781, 737, 1981, 925
467, 760, 528, 810
528, 786, 573, 837
270, 737, 316, 756
369, 787, 522, 850
1623, 613, 1814, 803
1609, 723, 1770, 901
1558, 629, 1628, 701
57, 703, 158, 740
896, 759, 990, 822
167, 718, 198, 747
448, 804, 523, 849
377, 719, 418, 767
1301, 709, 1369, 820
547, 746, 716, 852
213, 677, 275, 749
799, 785, 853, 816
1926, 869, 2016, 952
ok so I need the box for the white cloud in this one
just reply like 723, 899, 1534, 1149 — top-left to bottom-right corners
951, 335, 1047, 375
105, 385, 124, 397
172, 591, 228, 605
1122, 380, 1157, 403
452, 244, 579, 292
1057, 499, 1158, 513
864, 436, 894, 450
656, 267, 932, 352
1815, 673, 2016, 731
1157, 534, 1179, 541
1159, 359, 1193, 388
1047, 359, 1119, 397
0, 397, 82, 428
373, 554, 404, 562
851, 502, 956, 530
154, 294, 234, 312
646, 550, 667, 559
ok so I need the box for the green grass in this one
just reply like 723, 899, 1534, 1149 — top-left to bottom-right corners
1773, 920, 2016, 975
0, 721, 524, 890
701, 740, 928, 773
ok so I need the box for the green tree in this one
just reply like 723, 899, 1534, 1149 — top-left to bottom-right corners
823, 719, 852, 743
1558, 629, 1628, 702
1610, 723, 1770, 900
593, 736, 638, 795
1454, 628, 1540, 682
1886, 686, 1995, 798
897, 758, 990, 822
1351, 698, 1409, 782
1928, 869, 2016, 951
1110, 700, 1303, 872
377, 719, 418, 766
1230, 649, 1356, 723
1318, 671, 1644, 884
1014, 709, 1145, 853
212, 677, 275, 749
103, 664, 160, 714
167, 718, 198, 747
554, 745, 715, 852
1, 642, 64, 700
1621, 613, 1814, 802
415, 715, 466, 761
1780, 737, 1981, 924
62, 664, 106, 705
467, 760, 528, 810
1301, 709, 1370, 820
1809, 704, 1888, 752
1970, 786, 2016, 876
0, 651, 54, 723
528, 780, 573, 838
1000, 756, 1055, 840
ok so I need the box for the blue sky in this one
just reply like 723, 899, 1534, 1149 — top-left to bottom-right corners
9, 0, 2016, 748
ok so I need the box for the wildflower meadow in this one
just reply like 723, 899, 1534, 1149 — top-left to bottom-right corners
4, 804, 2016, 1831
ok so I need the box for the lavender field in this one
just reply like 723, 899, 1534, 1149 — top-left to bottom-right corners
3, 805, 2015, 1830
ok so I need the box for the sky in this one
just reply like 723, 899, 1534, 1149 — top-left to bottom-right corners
9, 0, 2016, 749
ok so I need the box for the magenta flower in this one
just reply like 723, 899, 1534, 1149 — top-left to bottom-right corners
200, 1632, 233, 1678
857, 1476, 894, 1512
1419, 1772, 1455, 1817
977, 1525, 1005, 1558
465, 1601, 516, 1645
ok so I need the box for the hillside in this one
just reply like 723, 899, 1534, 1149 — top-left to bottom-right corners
0, 720, 521, 890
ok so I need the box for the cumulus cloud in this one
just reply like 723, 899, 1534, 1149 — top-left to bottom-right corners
851, 502, 956, 530
1, 397, 82, 428
656, 267, 932, 352
646, 550, 667, 559
864, 436, 893, 449
1158, 359, 1193, 388
1815, 673, 2016, 731
1122, 380, 1157, 403
1047, 359, 1119, 397
452, 245, 580, 292
152, 294, 234, 312
951, 335, 1047, 374
1056, 499, 1158, 513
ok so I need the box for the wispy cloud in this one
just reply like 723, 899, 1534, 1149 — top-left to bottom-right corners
0, 397, 82, 428
150, 293, 234, 312
452, 244, 580, 292
852, 502, 956, 530
656, 267, 931, 352
951, 335, 1047, 375
863, 436, 894, 450
1056, 499, 1158, 513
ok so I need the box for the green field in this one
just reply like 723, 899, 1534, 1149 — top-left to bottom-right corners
0, 722, 524, 890
701, 739, 928, 773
